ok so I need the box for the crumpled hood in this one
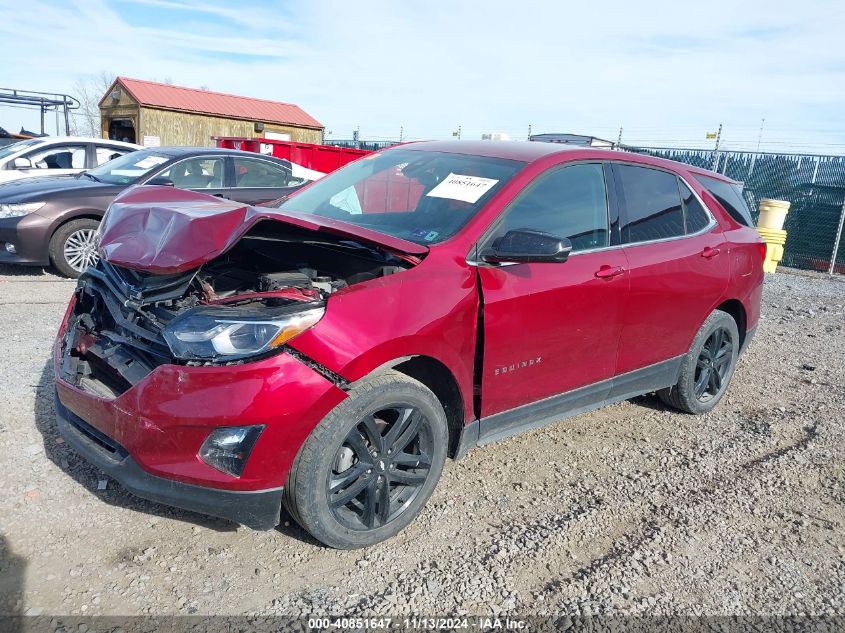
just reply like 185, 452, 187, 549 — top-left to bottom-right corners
98, 186, 428, 274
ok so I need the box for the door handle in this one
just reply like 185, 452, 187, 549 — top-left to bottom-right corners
701, 246, 721, 259
595, 265, 626, 279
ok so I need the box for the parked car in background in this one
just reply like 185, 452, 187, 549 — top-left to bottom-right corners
0, 136, 140, 183
0, 147, 312, 277
53, 141, 764, 548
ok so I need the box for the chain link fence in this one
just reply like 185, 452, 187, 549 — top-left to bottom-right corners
629, 147, 845, 275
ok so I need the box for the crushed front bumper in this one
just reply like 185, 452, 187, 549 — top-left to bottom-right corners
53, 296, 349, 528
55, 393, 284, 529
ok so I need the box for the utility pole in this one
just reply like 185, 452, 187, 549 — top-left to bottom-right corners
527, 123, 532, 140
710, 123, 723, 171
756, 118, 765, 153
399, 126, 404, 142
616, 126, 623, 149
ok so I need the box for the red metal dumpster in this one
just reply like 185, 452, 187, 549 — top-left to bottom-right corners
213, 137, 374, 174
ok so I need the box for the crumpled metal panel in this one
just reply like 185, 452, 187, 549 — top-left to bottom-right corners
98, 186, 427, 273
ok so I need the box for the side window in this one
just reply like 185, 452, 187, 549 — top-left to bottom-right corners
95, 147, 131, 166
494, 163, 609, 252
617, 165, 684, 243
696, 174, 754, 227
679, 180, 711, 234
233, 158, 293, 188
25, 145, 87, 170
158, 157, 226, 189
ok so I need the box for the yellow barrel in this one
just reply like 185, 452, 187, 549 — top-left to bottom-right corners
757, 198, 791, 230
756, 227, 787, 245
756, 225, 788, 273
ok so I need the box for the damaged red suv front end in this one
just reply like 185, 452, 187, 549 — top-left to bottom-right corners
53, 186, 429, 528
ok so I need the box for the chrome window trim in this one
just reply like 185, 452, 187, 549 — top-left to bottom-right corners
466, 171, 718, 267
570, 172, 716, 257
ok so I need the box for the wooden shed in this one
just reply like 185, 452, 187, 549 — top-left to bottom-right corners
98, 77, 323, 147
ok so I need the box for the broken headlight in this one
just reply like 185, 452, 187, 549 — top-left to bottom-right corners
163, 306, 324, 362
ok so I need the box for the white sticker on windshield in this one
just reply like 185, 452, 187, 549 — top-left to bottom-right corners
425, 173, 499, 204
134, 156, 168, 169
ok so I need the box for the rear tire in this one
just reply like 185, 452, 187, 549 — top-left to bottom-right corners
658, 309, 739, 415
49, 218, 101, 278
284, 370, 448, 549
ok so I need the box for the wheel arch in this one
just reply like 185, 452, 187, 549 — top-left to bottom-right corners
48, 209, 106, 240
356, 355, 466, 459
714, 298, 747, 350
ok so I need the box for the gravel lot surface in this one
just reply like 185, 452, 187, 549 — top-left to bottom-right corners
1, 264, 843, 618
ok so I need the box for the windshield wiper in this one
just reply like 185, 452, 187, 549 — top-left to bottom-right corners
81, 172, 102, 183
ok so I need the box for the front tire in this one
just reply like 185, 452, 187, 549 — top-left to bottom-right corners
49, 218, 101, 278
658, 309, 739, 415
284, 370, 448, 549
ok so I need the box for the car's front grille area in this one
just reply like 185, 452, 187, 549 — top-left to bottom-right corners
60, 261, 196, 397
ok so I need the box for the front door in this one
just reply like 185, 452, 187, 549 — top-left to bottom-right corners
20, 143, 88, 179
477, 162, 629, 417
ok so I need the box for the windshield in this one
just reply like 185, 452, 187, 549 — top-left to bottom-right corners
275, 148, 525, 244
85, 149, 170, 185
0, 138, 43, 161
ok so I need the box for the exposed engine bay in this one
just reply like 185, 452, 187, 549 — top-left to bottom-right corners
59, 221, 416, 398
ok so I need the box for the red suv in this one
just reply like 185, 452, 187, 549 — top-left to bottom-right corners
53, 141, 764, 548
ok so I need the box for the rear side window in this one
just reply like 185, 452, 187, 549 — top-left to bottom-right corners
696, 175, 753, 227
95, 146, 132, 166
679, 181, 711, 233
616, 165, 684, 243
497, 163, 609, 252
233, 157, 294, 188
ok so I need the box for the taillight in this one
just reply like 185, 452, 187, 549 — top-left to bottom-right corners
758, 242, 767, 261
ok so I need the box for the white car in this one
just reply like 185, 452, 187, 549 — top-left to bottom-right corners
0, 137, 141, 184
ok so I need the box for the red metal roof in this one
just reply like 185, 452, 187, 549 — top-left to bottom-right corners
105, 77, 322, 129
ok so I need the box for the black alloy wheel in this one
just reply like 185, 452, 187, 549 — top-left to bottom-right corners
658, 309, 740, 415
694, 326, 734, 402
328, 406, 433, 531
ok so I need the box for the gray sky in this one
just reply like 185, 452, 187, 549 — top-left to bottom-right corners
1, 0, 844, 152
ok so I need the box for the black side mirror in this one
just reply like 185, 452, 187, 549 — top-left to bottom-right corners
146, 177, 175, 187
481, 229, 572, 264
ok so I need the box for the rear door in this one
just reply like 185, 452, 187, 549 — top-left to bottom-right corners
229, 156, 305, 205
612, 162, 730, 375
477, 162, 629, 417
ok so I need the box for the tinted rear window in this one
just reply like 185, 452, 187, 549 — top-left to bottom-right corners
617, 165, 684, 243
679, 181, 712, 233
696, 175, 754, 227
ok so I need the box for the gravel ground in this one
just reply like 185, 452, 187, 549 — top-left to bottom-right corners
0, 264, 843, 618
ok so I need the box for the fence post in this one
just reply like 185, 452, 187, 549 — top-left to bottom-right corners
830, 201, 845, 275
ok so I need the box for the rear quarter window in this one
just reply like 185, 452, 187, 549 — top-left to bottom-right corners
696, 174, 754, 227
